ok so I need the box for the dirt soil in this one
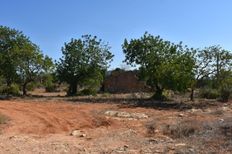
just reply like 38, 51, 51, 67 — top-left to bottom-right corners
0, 97, 231, 153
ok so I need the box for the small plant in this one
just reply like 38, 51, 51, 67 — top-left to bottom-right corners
145, 121, 156, 136
92, 116, 111, 128
45, 84, 57, 92
0, 114, 8, 124
199, 88, 220, 99
162, 90, 174, 100
163, 120, 200, 138
101, 92, 110, 97
0, 84, 20, 96
220, 88, 231, 102
78, 88, 97, 96
220, 118, 232, 138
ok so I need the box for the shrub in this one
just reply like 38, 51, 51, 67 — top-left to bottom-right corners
0, 84, 20, 96
43, 74, 57, 92
199, 88, 220, 99
78, 88, 97, 96
220, 88, 231, 102
162, 90, 174, 100
145, 121, 156, 136
163, 120, 200, 138
220, 118, 232, 138
45, 84, 57, 92
26, 82, 40, 91
92, 116, 111, 128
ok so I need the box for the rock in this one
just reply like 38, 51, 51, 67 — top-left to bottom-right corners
222, 107, 231, 111
219, 119, 224, 123
116, 111, 131, 118
168, 146, 175, 150
80, 133, 86, 137
113, 145, 129, 153
70, 130, 86, 137
104, 110, 118, 116
189, 108, 203, 113
104, 110, 148, 120
178, 113, 184, 117
154, 129, 159, 133
148, 138, 158, 144
131, 113, 148, 119
175, 143, 186, 147
203, 108, 212, 113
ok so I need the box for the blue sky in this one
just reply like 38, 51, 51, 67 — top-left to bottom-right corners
1, 0, 232, 69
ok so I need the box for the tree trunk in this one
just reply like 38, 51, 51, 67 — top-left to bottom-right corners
22, 83, 28, 96
152, 85, 164, 100
6, 80, 11, 87
68, 82, 77, 96
190, 88, 194, 101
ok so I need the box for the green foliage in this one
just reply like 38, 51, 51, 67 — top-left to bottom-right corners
123, 32, 195, 100
199, 88, 220, 99
26, 81, 43, 92
78, 88, 97, 96
219, 70, 232, 102
42, 73, 57, 92
0, 26, 25, 85
162, 90, 174, 100
0, 25, 53, 95
45, 84, 56, 92
220, 88, 231, 102
0, 83, 20, 96
188, 45, 232, 101
56, 35, 113, 96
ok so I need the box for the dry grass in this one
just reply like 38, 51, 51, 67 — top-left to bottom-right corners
162, 119, 201, 138
145, 121, 156, 136
0, 114, 8, 124
92, 116, 112, 128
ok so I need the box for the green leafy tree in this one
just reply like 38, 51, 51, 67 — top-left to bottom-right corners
210, 46, 232, 87
219, 70, 232, 102
17, 43, 54, 95
0, 26, 25, 86
123, 32, 195, 100
56, 35, 113, 96
190, 46, 232, 101
190, 48, 214, 100
0, 25, 53, 95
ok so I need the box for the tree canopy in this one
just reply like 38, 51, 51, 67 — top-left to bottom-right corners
0, 25, 53, 95
123, 32, 195, 100
56, 35, 113, 95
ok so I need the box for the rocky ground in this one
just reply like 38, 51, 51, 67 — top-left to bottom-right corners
0, 96, 231, 153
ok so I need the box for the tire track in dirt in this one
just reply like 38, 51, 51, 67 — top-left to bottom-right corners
0, 101, 109, 135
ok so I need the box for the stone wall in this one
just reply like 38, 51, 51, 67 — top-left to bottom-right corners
103, 70, 150, 93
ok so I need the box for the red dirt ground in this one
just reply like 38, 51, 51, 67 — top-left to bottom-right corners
0, 98, 231, 153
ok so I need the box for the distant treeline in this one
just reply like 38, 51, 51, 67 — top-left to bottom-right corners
0, 26, 232, 101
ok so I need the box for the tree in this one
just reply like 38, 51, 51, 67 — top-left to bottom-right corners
190, 46, 232, 101
17, 43, 53, 95
210, 46, 232, 87
190, 48, 214, 100
0, 25, 53, 95
123, 32, 195, 100
56, 35, 113, 96
0, 26, 25, 86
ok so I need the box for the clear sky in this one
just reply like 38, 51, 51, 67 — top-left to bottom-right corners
1, 0, 232, 69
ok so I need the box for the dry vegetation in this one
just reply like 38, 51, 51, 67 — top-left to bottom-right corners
0, 92, 231, 153
0, 114, 8, 125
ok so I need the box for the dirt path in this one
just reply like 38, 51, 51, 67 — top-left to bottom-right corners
0, 99, 229, 153
0, 99, 154, 153
0, 100, 115, 135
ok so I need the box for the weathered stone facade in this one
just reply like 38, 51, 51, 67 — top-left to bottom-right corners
103, 70, 150, 93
